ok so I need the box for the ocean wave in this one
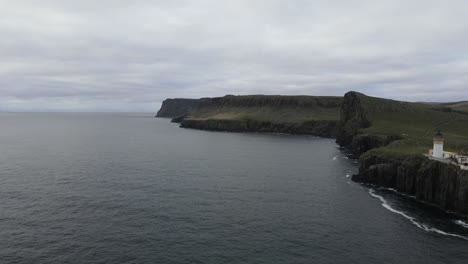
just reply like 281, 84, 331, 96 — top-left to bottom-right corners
455, 220, 468, 229
369, 189, 468, 241
379, 187, 397, 193
376, 187, 416, 199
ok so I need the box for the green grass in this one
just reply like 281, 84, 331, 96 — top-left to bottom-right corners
359, 95, 468, 155
183, 93, 468, 155
185, 95, 341, 123
440, 101, 468, 113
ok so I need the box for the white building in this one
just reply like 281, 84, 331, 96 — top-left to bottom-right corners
428, 131, 468, 170
432, 131, 444, 158
457, 155, 468, 170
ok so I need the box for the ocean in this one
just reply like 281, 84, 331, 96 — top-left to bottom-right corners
1, 113, 468, 263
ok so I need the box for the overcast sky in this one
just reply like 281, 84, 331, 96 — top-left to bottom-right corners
1, 0, 468, 112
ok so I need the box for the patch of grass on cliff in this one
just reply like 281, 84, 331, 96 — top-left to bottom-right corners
362, 107, 468, 155
185, 96, 342, 124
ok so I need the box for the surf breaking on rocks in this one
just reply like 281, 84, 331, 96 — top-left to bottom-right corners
369, 189, 468, 241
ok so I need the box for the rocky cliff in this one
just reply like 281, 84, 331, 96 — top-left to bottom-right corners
336, 91, 403, 155
156, 98, 203, 118
336, 91, 371, 147
353, 150, 468, 214
180, 119, 338, 136
336, 92, 468, 215
156, 92, 468, 214
178, 95, 342, 137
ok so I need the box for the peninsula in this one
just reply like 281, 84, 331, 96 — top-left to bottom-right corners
156, 92, 468, 215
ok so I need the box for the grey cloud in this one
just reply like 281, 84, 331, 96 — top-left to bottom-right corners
0, 0, 468, 111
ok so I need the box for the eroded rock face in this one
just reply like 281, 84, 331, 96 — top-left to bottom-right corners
353, 163, 397, 187
354, 151, 468, 215
336, 91, 372, 147
350, 134, 402, 156
156, 99, 202, 118
336, 91, 468, 215
335, 91, 402, 156
178, 95, 343, 137
180, 119, 338, 137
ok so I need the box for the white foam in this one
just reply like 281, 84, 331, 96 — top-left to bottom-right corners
332, 156, 338, 160
380, 187, 397, 193
377, 187, 416, 199
369, 189, 468, 241
455, 220, 468, 229
345, 174, 351, 178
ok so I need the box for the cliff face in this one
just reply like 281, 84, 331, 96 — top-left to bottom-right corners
156, 99, 202, 118
336, 91, 371, 146
354, 151, 468, 214
179, 95, 342, 137
350, 134, 402, 156
335, 92, 402, 155
336, 92, 468, 215
180, 119, 338, 137
195, 95, 342, 108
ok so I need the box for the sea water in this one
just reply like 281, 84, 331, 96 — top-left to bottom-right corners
1, 113, 467, 263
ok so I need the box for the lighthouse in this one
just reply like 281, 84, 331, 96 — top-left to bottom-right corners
432, 131, 444, 158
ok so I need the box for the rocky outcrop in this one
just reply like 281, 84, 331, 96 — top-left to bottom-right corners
336, 91, 468, 215
336, 92, 372, 147
178, 95, 342, 137
156, 98, 203, 118
350, 134, 402, 156
353, 151, 468, 215
335, 92, 402, 155
180, 119, 338, 137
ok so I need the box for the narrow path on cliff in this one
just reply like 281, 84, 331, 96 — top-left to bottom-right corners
423, 117, 468, 137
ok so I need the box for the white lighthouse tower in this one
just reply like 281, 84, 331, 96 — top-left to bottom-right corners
432, 131, 444, 158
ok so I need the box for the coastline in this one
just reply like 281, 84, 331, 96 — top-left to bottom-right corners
156, 91, 468, 216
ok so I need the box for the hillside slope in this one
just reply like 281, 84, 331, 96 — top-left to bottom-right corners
440, 101, 468, 113
337, 92, 468, 155
179, 95, 342, 137
337, 92, 468, 215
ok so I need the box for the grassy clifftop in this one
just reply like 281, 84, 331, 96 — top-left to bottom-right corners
337, 91, 468, 155
340, 92, 468, 215
179, 95, 342, 136
186, 95, 341, 122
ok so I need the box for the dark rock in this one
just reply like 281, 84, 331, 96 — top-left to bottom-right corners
156, 99, 202, 118
171, 116, 185, 123
350, 134, 403, 156
353, 163, 397, 187
336, 91, 372, 146
178, 95, 342, 137
180, 119, 338, 137
355, 151, 468, 215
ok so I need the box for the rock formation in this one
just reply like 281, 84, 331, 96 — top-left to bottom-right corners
336, 91, 468, 215
156, 98, 203, 118
177, 95, 342, 137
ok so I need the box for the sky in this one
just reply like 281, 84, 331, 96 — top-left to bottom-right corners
1, 0, 468, 112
